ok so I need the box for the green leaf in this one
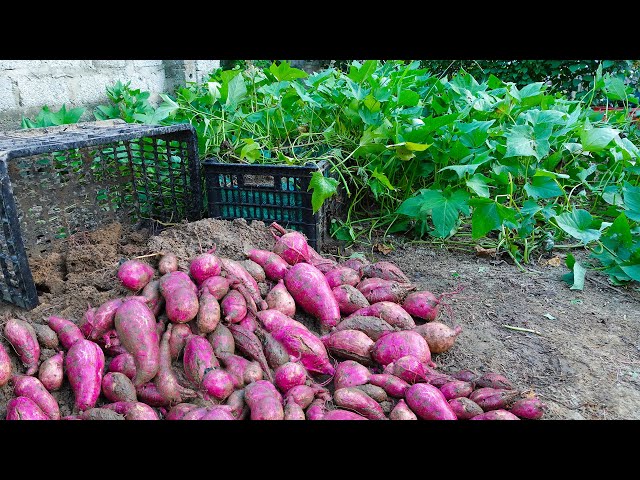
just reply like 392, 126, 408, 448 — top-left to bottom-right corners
347, 60, 378, 84
562, 253, 586, 290
524, 176, 563, 200
269, 61, 307, 81
554, 209, 601, 244
225, 74, 247, 107
397, 90, 420, 107
207, 81, 222, 102
371, 168, 395, 191
420, 189, 470, 238
622, 182, 640, 222
504, 124, 540, 159
94, 104, 120, 120
469, 198, 517, 239
308, 171, 338, 214
604, 76, 628, 102
465, 174, 491, 198
239, 139, 261, 163
397, 195, 424, 218
580, 127, 619, 152
619, 264, 640, 282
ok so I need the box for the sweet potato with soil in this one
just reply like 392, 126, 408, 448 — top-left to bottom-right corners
221, 290, 247, 324
341, 257, 369, 273
402, 290, 441, 321
390, 399, 417, 420
241, 259, 266, 282
81, 408, 125, 420
136, 382, 168, 407
239, 315, 258, 333
355, 384, 388, 403
271, 325, 335, 376
405, 383, 457, 420
158, 253, 178, 275
220, 257, 265, 309
227, 323, 273, 382
246, 249, 290, 281
0, 342, 13, 387
440, 380, 473, 400
371, 330, 435, 367
221, 354, 263, 389
201, 368, 235, 402
323, 409, 369, 420
321, 329, 374, 365
196, 290, 221, 334
65, 339, 104, 411
424, 372, 456, 388
244, 379, 284, 420
255, 327, 289, 369
207, 323, 235, 360
324, 266, 361, 289
141, 280, 164, 316
265, 279, 296, 317
274, 361, 308, 393
284, 262, 341, 330
285, 384, 315, 409
118, 259, 155, 291
448, 397, 484, 420
37, 351, 64, 392
470, 409, 520, 420
333, 360, 371, 390
474, 372, 514, 390
508, 397, 546, 420
199, 275, 231, 300
452, 369, 478, 382
256, 309, 307, 333
6, 396, 49, 420
305, 397, 328, 420
47, 315, 84, 351
356, 278, 414, 304
307, 245, 339, 273
108, 353, 136, 380
87, 298, 124, 341
103, 401, 159, 420
165, 403, 198, 420
80, 306, 96, 338
101, 372, 137, 403
182, 407, 209, 420
333, 315, 396, 341
225, 389, 247, 419
114, 299, 160, 386
284, 397, 306, 420
361, 261, 411, 284
183, 334, 219, 386
270, 221, 311, 265
333, 387, 387, 420
189, 251, 222, 284
469, 388, 521, 411
200, 406, 236, 420
5, 318, 40, 375
156, 324, 197, 405
413, 322, 462, 354
332, 285, 370, 316
11, 374, 60, 419
165, 286, 200, 324
391, 355, 428, 384
169, 323, 192, 360
368, 374, 410, 398
32, 323, 59, 350
347, 301, 415, 330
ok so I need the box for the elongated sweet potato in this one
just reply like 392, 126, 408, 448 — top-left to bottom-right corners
332, 285, 370, 316
47, 315, 84, 350
448, 397, 484, 420
156, 324, 197, 405
79, 306, 96, 338
101, 372, 137, 403
440, 380, 473, 400
199, 275, 231, 300
285, 384, 315, 409
114, 299, 160, 386
270, 222, 311, 265
333, 387, 387, 420
333, 360, 371, 390
284, 262, 341, 329
65, 339, 105, 411
207, 323, 235, 360
255, 327, 289, 369
256, 309, 306, 333
141, 280, 164, 316
37, 351, 64, 392
5, 318, 40, 375
470, 409, 520, 420
246, 249, 290, 281
6, 396, 49, 420
189, 251, 222, 284
405, 383, 457, 420
355, 384, 388, 403
183, 334, 218, 386
321, 329, 374, 365
86, 298, 123, 341
508, 397, 546, 420
158, 253, 178, 275
451, 369, 478, 382
341, 257, 369, 273
474, 372, 514, 390
390, 399, 417, 420
221, 290, 247, 324
368, 374, 410, 398
169, 323, 192, 360
220, 258, 265, 309
0, 342, 13, 387
325, 266, 361, 289
356, 278, 414, 304
323, 409, 369, 420
81, 408, 125, 420
12, 374, 60, 419
371, 330, 435, 367
245, 380, 284, 420
32, 323, 59, 350
361, 261, 411, 284
241, 259, 266, 282
274, 361, 308, 393
469, 388, 521, 411
227, 323, 273, 382
118, 259, 155, 291
196, 290, 221, 335
271, 325, 335, 376
136, 382, 169, 407
347, 301, 415, 330
165, 403, 198, 420
265, 279, 296, 317
108, 353, 136, 380
333, 315, 396, 341
103, 401, 160, 420
225, 389, 248, 419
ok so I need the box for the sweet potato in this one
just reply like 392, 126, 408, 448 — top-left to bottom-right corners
136, 382, 168, 407
424, 372, 456, 388
305, 397, 327, 420
321, 329, 374, 365
182, 407, 209, 420
284, 397, 306, 420
200, 406, 236, 420
256, 309, 306, 333
103, 401, 160, 420
323, 409, 369, 420
285, 384, 315, 409
469, 388, 521, 411
183, 334, 219, 386
324, 266, 361, 289
265, 279, 296, 317
196, 290, 221, 335
141, 280, 164, 316
241, 259, 266, 282
333, 387, 387, 420
201, 368, 235, 401
86, 298, 123, 341
114, 299, 160, 386
6, 396, 49, 420
452, 369, 479, 382
413, 322, 462, 354
165, 403, 198, 420
307, 245, 339, 273
0, 342, 12, 387
32, 323, 59, 350
189, 251, 222, 284
391, 355, 428, 384
448, 397, 484, 420
221, 354, 263, 389
4, 318, 40, 375
199, 275, 232, 300
275, 361, 308, 393
220, 257, 265, 309
239, 315, 259, 332
244, 379, 284, 420
347, 301, 415, 330
356, 278, 414, 304
508, 397, 546, 420
405, 383, 457, 420
158, 253, 178, 274
81, 408, 125, 420
80, 306, 96, 337
361, 261, 410, 284
284, 262, 341, 329
332, 285, 370, 316
389, 399, 417, 420
118, 259, 155, 291
221, 290, 247, 324
470, 410, 520, 420
11, 374, 60, 419
474, 372, 514, 390
101, 372, 137, 403
270, 221, 311, 265
440, 380, 473, 400
333, 315, 396, 341
169, 323, 192, 360
368, 374, 410, 398
333, 360, 371, 390
65, 339, 105, 411
402, 290, 440, 321
227, 323, 273, 382
156, 324, 197, 404
355, 384, 388, 403
246, 249, 290, 280
371, 330, 435, 367
38, 352, 64, 391
165, 286, 200, 324
255, 327, 289, 369
225, 389, 248, 419
98, 328, 128, 357
341, 257, 369, 273
207, 323, 235, 360
47, 315, 84, 350
271, 325, 335, 376
108, 353, 136, 380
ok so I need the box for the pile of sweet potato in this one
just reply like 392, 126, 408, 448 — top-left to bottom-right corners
1, 222, 546, 420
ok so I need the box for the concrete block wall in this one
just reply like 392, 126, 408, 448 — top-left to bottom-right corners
0, 60, 220, 131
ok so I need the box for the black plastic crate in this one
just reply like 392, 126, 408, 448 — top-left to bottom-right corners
0, 120, 203, 309
203, 158, 342, 250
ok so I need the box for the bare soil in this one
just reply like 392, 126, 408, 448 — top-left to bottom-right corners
1, 217, 638, 420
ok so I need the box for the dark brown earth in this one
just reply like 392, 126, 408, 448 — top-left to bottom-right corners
1, 217, 638, 420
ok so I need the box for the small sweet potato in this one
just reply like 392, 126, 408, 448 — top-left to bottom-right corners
440, 380, 473, 400
356, 278, 413, 304
220, 257, 264, 309
389, 399, 417, 420
87, 298, 124, 341
189, 252, 222, 284
448, 397, 484, 420
6, 396, 49, 420
244, 380, 284, 420
333, 387, 387, 420
271, 324, 335, 376
341, 257, 369, 272
305, 397, 327, 420
117, 259, 155, 291
32, 323, 59, 349
103, 401, 160, 420
141, 280, 165, 316
333, 315, 396, 341
470, 409, 520, 420
227, 323, 273, 382
265, 279, 296, 317
508, 397, 546, 420
169, 323, 192, 360
199, 275, 231, 300
136, 382, 169, 407
221, 290, 247, 324
274, 361, 308, 393
201, 368, 235, 402
347, 301, 415, 330
155, 324, 197, 405
225, 389, 248, 419
165, 403, 198, 420
65, 339, 105, 411
246, 249, 290, 281
332, 284, 370, 316
200, 406, 236, 420
102, 372, 137, 403
469, 387, 521, 411
196, 290, 221, 334
405, 383, 457, 420
158, 253, 179, 275
11, 374, 60, 419
371, 330, 434, 367
165, 286, 200, 324
354, 383, 388, 403
221, 354, 263, 388
474, 372, 514, 390
183, 334, 219, 386
47, 315, 84, 350
107, 353, 136, 380
361, 261, 411, 284
4, 318, 40, 375
285, 384, 315, 409
284, 397, 306, 420
324, 266, 361, 289
241, 259, 266, 282
368, 373, 411, 398
81, 408, 125, 420
255, 327, 289, 369
321, 329, 374, 365
207, 323, 235, 360
333, 360, 371, 390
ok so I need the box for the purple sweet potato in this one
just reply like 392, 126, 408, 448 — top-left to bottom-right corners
307, 246, 339, 273
183, 334, 219, 386
36, 351, 63, 392
196, 290, 221, 335
225, 389, 248, 419
284, 397, 306, 420
246, 249, 290, 281
368, 374, 411, 398
227, 323, 273, 382
6, 396, 49, 420
108, 353, 136, 380
402, 290, 440, 321
158, 253, 178, 275
80, 408, 125, 420
271, 325, 335, 376
361, 261, 411, 284
114, 299, 160, 386
452, 369, 479, 382
256, 309, 306, 333
165, 286, 200, 324
141, 280, 164, 316
333, 387, 387, 420
199, 275, 231, 300
440, 380, 473, 400
201, 368, 235, 401
255, 327, 289, 369
165, 402, 198, 420
285, 384, 315, 409
103, 401, 160, 420
221, 290, 247, 324
341, 257, 369, 273
32, 323, 59, 350
156, 324, 197, 405
270, 221, 311, 265
182, 407, 209, 420
189, 251, 222, 284
325, 266, 361, 289
474, 372, 514, 390
274, 361, 308, 393
321, 329, 374, 365
11, 374, 60, 419
354, 384, 388, 403
391, 355, 428, 384
448, 397, 484, 420
405, 383, 457, 420
347, 301, 415, 330
371, 330, 435, 367
323, 409, 369, 420
86, 298, 123, 341
220, 257, 264, 309
356, 278, 413, 304
118, 259, 155, 291
305, 397, 327, 420
239, 314, 259, 333
135, 382, 168, 407
333, 360, 371, 390
413, 322, 462, 354
508, 397, 546, 420
389, 399, 417, 420
241, 259, 266, 282
469, 387, 521, 411
79, 306, 96, 338
200, 406, 236, 420
333, 315, 396, 341
0, 342, 13, 387
47, 315, 84, 351
221, 354, 263, 389
424, 372, 456, 388
284, 262, 341, 329
332, 285, 370, 316
244, 379, 284, 420
265, 279, 296, 317
207, 323, 235, 360
65, 339, 105, 411
470, 409, 520, 420
101, 372, 137, 403
169, 323, 192, 360
4, 318, 40, 375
